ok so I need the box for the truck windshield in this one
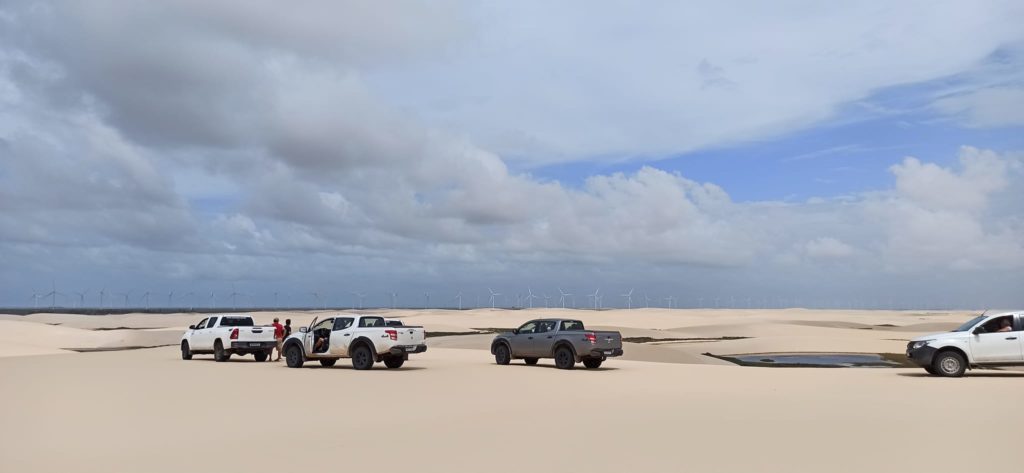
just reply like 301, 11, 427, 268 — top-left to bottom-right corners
952, 315, 988, 332
560, 320, 585, 331
219, 317, 255, 327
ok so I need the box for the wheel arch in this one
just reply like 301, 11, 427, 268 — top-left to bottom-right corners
348, 337, 377, 358
552, 340, 578, 360
490, 338, 511, 355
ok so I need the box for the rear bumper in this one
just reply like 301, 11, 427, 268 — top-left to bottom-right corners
906, 345, 938, 367
230, 341, 276, 351
389, 344, 428, 356
590, 348, 624, 358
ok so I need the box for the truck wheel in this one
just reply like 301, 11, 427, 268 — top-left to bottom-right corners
523, 357, 538, 365
494, 344, 511, 365
214, 341, 230, 362
383, 356, 405, 369
319, 358, 337, 367
351, 345, 374, 370
554, 346, 575, 370
180, 341, 192, 360
923, 366, 938, 375
285, 345, 304, 368
254, 351, 268, 362
933, 350, 966, 377
582, 357, 603, 369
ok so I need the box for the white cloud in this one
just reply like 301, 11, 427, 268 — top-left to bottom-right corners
933, 87, 1024, 128
1, 1, 1023, 306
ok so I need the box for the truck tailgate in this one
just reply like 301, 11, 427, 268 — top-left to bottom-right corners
590, 331, 622, 350
394, 327, 425, 346
238, 327, 276, 342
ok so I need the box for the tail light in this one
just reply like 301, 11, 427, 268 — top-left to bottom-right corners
230, 328, 239, 340
584, 332, 596, 344
385, 329, 398, 341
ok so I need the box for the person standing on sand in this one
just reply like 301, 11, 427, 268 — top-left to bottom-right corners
272, 317, 285, 361
284, 319, 292, 338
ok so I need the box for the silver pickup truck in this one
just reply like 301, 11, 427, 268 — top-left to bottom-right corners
490, 318, 623, 369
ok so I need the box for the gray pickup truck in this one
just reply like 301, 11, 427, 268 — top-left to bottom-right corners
490, 319, 623, 369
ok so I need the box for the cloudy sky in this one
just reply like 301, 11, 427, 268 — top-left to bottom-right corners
1, 1, 1023, 309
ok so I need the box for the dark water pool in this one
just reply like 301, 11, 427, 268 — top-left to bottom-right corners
715, 353, 905, 368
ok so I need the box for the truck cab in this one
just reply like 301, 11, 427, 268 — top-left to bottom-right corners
907, 311, 1024, 377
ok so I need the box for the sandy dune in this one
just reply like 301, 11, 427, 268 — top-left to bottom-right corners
1, 308, 1020, 472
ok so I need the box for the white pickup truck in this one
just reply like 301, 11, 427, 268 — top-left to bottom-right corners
180, 314, 277, 362
282, 314, 426, 370
907, 311, 1024, 377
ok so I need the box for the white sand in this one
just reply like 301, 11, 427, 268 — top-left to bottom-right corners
1, 308, 1019, 472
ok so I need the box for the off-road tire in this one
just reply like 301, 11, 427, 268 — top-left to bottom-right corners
254, 351, 268, 362
181, 341, 192, 360
214, 341, 230, 362
932, 350, 967, 377
582, 357, 603, 369
383, 356, 405, 369
554, 346, 575, 370
351, 345, 374, 370
285, 345, 304, 368
523, 357, 539, 365
494, 344, 511, 365
319, 358, 337, 367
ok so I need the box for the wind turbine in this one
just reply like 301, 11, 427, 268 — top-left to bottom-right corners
542, 293, 551, 308
310, 292, 321, 310
488, 288, 500, 309
644, 292, 651, 308
30, 291, 40, 309
454, 292, 463, 310
41, 281, 66, 308
208, 290, 216, 308
558, 288, 572, 309
228, 285, 245, 310
389, 292, 398, 309
140, 291, 151, 309
664, 295, 675, 309
621, 288, 634, 309
587, 288, 601, 310
117, 291, 132, 308
74, 289, 89, 308
167, 291, 175, 308
424, 292, 430, 308
99, 288, 106, 308
525, 288, 538, 308
350, 291, 363, 309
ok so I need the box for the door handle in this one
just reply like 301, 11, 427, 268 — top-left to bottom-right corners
1006, 337, 1018, 340
546, 336, 553, 339
527, 337, 533, 339
344, 334, 351, 337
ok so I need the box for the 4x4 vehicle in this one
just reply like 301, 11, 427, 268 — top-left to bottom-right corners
907, 311, 1024, 377
490, 319, 623, 369
180, 314, 277, 362
282, 314, 426, 370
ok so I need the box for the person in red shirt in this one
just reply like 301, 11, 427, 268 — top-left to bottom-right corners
272, 317, 285, 361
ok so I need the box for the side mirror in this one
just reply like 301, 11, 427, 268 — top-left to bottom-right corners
512, 329, 519, 335
188, 325, 195, 330
973, 326, 985, 335
299, 327, 308, 333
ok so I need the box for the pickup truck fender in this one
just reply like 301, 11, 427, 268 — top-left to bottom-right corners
551, 340, 579, 362
490, 337, 511, 355
349, 336, 379, 361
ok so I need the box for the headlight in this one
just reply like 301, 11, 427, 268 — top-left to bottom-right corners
911, 340, 932, 349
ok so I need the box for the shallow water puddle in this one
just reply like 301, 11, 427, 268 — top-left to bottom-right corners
705, 352, 909, 368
